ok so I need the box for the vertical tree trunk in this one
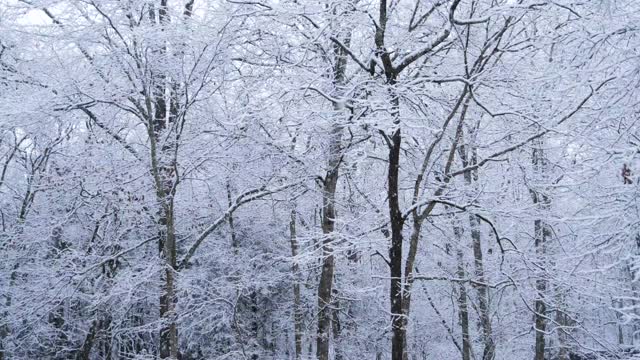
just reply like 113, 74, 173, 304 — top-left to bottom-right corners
555, 294, 571, 360
315, 20, 351, 360
151, 3, 180, 354
394, 91, 469, 360
158, 210, 177, 359
315, 253, 334, 360
372, 0, 407, 354
533, 219, 547, 360
150, 69, 179, 360
387, 127, 406, 360
152, 114, 179, 359
460, 143, 494, 360
331, 299, 343, 360
76, 315, 111, 360
316, 122, 342, 360
227, 182, 238, 251
531, 139, 550, 360
290, 210, 303, 360
454, 226, 472, 360
623, 168, 639, 346
373, 0, 449, 356
470, 213, 494, 360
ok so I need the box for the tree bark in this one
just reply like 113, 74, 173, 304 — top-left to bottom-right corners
531, 139, 550, 360
454, 225, 472, 360
555, 292, 571, 360
372, 0, 406, 351
150, 67, 179, 360
151, 101, 179, 359
387, 127, 406, 360
316, 122, 342, 360
470, 212, 494, 360
150, 5, 180, 355
315, 18, 351, 360
290, 210, 303, 360
460, 141, 494, 360
331, 297, 343, 360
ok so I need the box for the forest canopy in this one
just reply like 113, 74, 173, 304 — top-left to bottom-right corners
1, 0, 639, 359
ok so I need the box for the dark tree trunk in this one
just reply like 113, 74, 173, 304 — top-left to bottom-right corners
316, 138, 340, 360
454, 226, 472, 360
531, 141, 550, 360
460, 143, 495, 360
387, 128, 406, 360
315, 19, 351, 359
290, 210, 303, 360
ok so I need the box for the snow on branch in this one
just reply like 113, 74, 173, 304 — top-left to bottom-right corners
394, 27, 451, 74
451, 78, 614, 178
178, 179, 308, 269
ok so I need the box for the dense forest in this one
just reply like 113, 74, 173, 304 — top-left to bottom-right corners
1, 0, 639, 359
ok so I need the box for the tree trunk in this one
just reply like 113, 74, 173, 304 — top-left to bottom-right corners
316, 122, 342, 360
387, 127, 406, 360
454, 226, 472, 360
331, 298, 343, 360
227, 181, 238, 251
150, 76, 179, 360
555, 294, 571, 360
76, 315, 111, 360
315, 250, 335, 360
470, 213, 494, 360
531, 139, 550, 360
533, 224, 547, 360
290, 210, 303, 360
460, 143, 494, 360
147, 3, 191, 356
153, 126, 178, 359
315, 21, 351, 360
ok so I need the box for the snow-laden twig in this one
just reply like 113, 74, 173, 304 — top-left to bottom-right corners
179, 179, 308, 269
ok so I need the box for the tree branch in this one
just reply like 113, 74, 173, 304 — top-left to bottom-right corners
179, 180, 306, 269
395, 27, 451, 74
80, 108, 144, 162
450, 79, 614, 178
329, 36, 374, 75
